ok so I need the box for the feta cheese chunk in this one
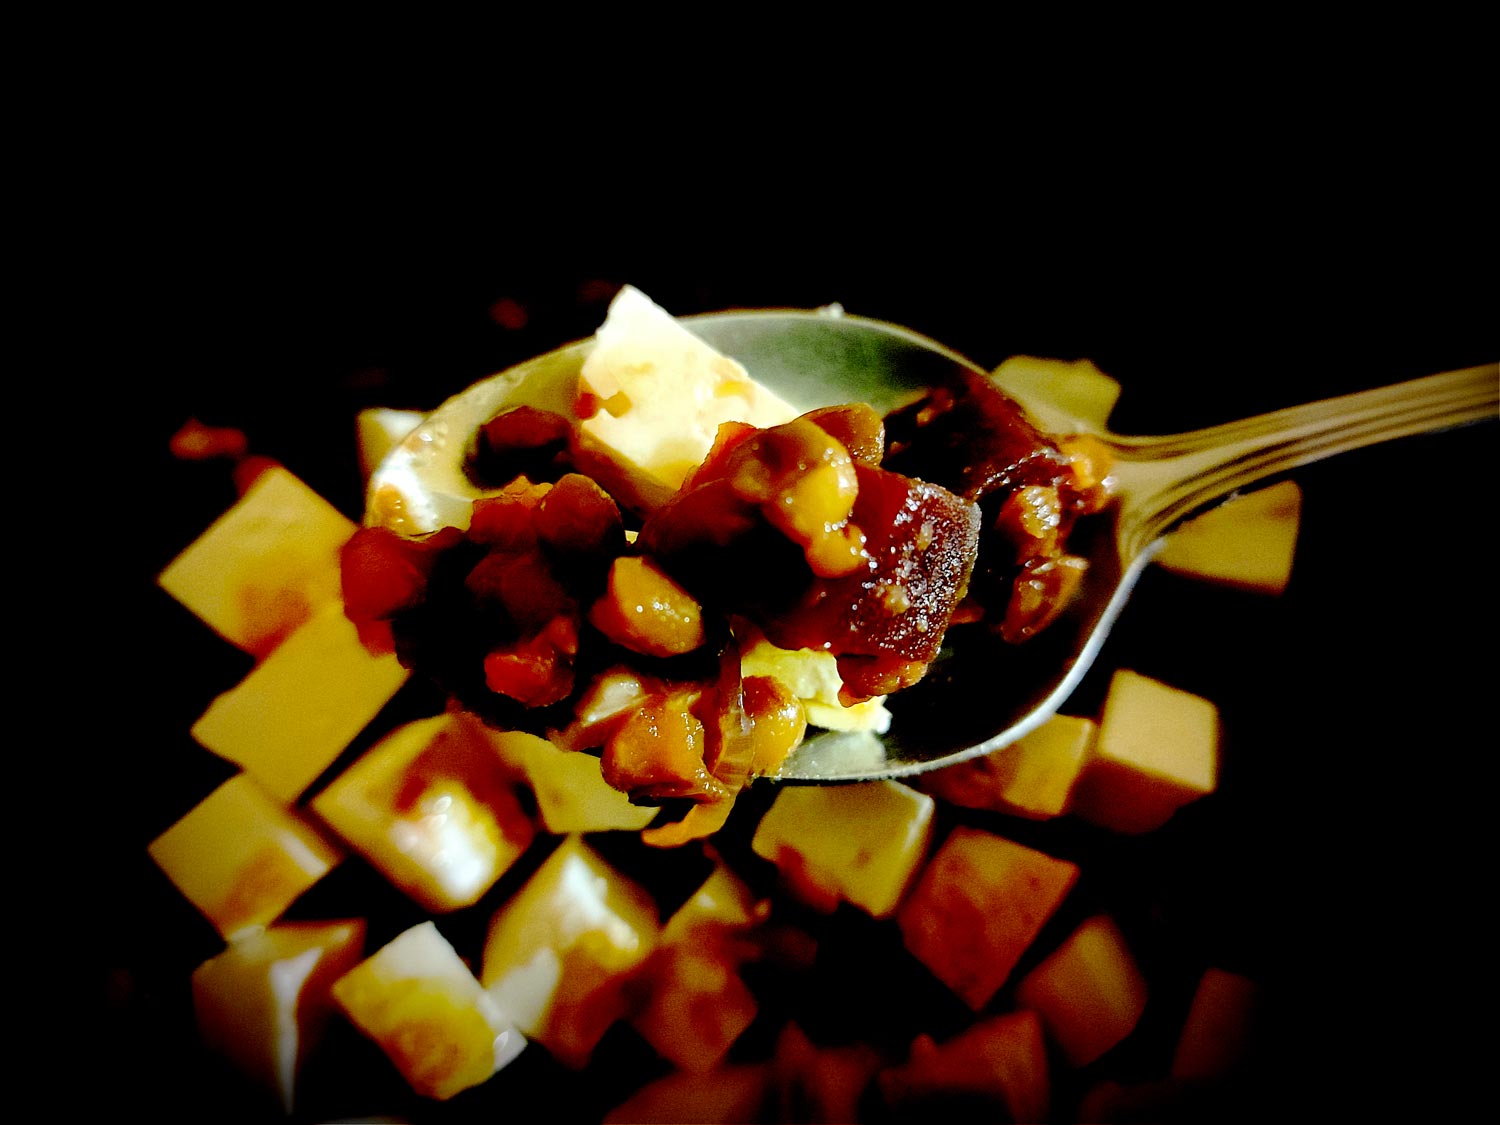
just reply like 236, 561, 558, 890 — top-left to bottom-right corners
574, 285, 799, 509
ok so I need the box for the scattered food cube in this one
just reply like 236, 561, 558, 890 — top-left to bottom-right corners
897, 826, 1078, 1010
877, 1009, 1050, 1124
1069, 669, 1220, 834
310, 713, 536, 912
990, 354, 1122, 429
331, 920, 525, 1101
632, 864, 764, 1072
481, 835, 661, 1068
190, 602, 410, 802
148, 773, 343, 940
915, 714, 1096, 819
769, 1022, 883, 1125
603, 1063, 772, 1125
490, 727, 657, 835
1156, 480, 1302, 594
1171, 967, 1259, 1081
1016, 913, 1148, 1066
157, 465, 356, 658
191, 919, 366, 1113
751, 780, 935, 918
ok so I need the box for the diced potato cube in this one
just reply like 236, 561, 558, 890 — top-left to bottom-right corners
915, 714, 1096, 819
1170, 967, 1259, 1081
990, 355, 1122, 429
191, 603, 409, 802
877, 1009, 1050, 1125
311, 713, 535, 912
157, 466, 355, 658
356, 407, 426, 481
148, 773, 342, 940
332, 921, 525, 1101
1069, 669, 1219, 834
491, 728, 656, 834
632, 864, 765, 1072
1156, 480, 1302, 594
191, 920, 366, 1113
751, 780, 935, 918
1158, 480, 1302, 594
1016, 913, 1148, 1066
481, 835, 660, 1068
603, 1064, 772, 1125
897, 826, 1078, 1010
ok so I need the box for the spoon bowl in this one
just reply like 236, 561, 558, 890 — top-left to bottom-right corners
367, 306, 1498, 783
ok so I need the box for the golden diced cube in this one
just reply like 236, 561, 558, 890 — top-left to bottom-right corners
897, 826, 1078, 1011
157, 466, 355, 658
751, 780, 934, 918
332, 921, 525, 1101
1070, 669, 1219, 834
1156, 480, 1301, 594
491, 728, 655, 834
311, 713, 535, 912
1016, 914, 1148, 1066
916, 714, 1096, 819
878, 1009, 1050, 1124
191, 603, 409, 802
192, 920, 366, 1113
148, 773, 342, 940
481, 835, 660, 1068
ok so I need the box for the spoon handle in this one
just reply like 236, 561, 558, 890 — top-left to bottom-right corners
1105, 363, 1499, 559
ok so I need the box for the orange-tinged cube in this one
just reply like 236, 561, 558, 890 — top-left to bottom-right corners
878, 1009, 1050, 1124
1016, 913, 1148, 1066
1171, 967, 1260, 1081
897, 826, 1078, 1010
311, 713, 535, 913
148, 773, 343, 940
632, 864, 764, 1072
751, 780, 934, 918
332, 921, 525, 1101
481, 835, 660, 1068
490, 728, 656, 834
157, 466, 355, 658
191, 920, 366, 1113
916, 714, 1096, 819
603, 1063, 772, 1125
191, 603, 409, 802
1156, 480, 1301, 594
1069, 669, 1219, 834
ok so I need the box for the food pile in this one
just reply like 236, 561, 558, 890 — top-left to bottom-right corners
342, 287, 1112, 832
141, 289, 1300, 1122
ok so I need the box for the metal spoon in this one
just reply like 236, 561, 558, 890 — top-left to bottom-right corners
366, 306, 1498, 783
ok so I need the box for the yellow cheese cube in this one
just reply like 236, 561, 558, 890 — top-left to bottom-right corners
310, 713, 536, 912
489, 728, 656, 835
481, 835, 660, 1068
632, 864, 764, 1072
191, 603, 409, 802
332, 921, 525, 1101
191, 920, 366, 1113
1016, 914, 1148, 1066
750, 780, 934, 918
897, 827, 1078, 1010
916, 714, 1096, 819
1170, 967, 1259, 1081
1070, 669, 1219, 834
148, 773, 343, 940
1156, 480, 1302, 594
991, 354, 1122, 430
157, 466, 355, 658
878, 1009, 1050, 1124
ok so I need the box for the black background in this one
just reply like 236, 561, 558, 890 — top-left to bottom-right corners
81, 68, 1496, 1124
